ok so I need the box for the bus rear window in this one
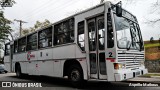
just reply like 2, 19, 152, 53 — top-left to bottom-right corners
5, 44, 10, 55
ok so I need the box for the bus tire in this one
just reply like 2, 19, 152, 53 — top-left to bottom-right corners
68, 65, 84, 88
16, 65, 23, 78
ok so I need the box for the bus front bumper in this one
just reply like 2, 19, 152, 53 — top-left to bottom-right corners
114, 68, 148, 81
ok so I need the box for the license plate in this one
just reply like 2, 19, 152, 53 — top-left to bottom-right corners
136, 71, 140, 75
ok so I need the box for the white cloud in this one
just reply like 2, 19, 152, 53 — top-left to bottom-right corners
3, 0, 160, 40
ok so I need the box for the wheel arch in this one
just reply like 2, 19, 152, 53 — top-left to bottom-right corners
63, 59, 84, 79
15, 62, 20, 72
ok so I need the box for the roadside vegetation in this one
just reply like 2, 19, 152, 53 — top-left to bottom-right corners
144, 43, 160, 48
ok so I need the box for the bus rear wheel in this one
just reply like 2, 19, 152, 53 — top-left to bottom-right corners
16, 65, 22, 78
68, 65, 84, 87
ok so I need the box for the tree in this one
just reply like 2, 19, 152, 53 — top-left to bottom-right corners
0, 10, 13, 62
141, 0, 160, 25
0, 10, 13, 43
150, 37, 154, 43
21, 19, 51, 36
0, 0, 16, 9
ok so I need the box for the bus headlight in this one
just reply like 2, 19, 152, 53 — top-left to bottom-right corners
114, 63, 126, 70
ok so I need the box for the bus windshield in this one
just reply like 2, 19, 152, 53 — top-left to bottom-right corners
114, 10, 144, 51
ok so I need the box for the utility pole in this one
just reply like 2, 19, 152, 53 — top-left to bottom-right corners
14, 19, 27, 37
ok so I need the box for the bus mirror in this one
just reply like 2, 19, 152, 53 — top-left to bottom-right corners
116, 1, 122, 17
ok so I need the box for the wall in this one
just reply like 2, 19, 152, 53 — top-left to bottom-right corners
145, 60, 160, 73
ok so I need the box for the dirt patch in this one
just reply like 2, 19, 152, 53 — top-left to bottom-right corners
144, 40, 160, 44
145, 46, 160, 60
145, 53, 160, 60
145, 47, 160, 53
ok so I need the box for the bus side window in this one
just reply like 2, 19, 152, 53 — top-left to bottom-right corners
27, 33, 37, 51
77, 21, 85, 51
54, 18, 74, 45
38, 27, 52, 48
18, 37, 26, 52
107, 11, 114, 48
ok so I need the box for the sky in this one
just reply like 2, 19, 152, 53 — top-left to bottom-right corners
3, 0, 160, 41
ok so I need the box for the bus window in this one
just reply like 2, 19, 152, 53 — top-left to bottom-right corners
5, 43, 10, 55
14, 41, 18, 53
88, 21, 96, 51
98, 19, 105, 50
77, 21, 85, 51
18, 37, 26, 52
38, 27, 52, 48
54, 18, 74, 45
107, 10, 114, 48
27, 33, 37, 51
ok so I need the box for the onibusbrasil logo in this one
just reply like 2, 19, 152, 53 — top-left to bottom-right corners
27, 52, 35, 61
1, 82, 42, 87
0, 0, 14, 7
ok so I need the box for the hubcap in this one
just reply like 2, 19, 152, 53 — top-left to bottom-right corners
71, 69, 80, 81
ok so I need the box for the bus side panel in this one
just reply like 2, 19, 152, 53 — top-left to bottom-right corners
77, 58, 88, 80
75, 45, 88, 80
38, 61, 54, 76
4, 56, 11, 72
53, 45, 76, 77
53, 45, 76, 59
37, 49, 53, 61
16, 53, 27, 74
53, 59, 62, 77
38, 49, 54, 76
27, 51, 38, 75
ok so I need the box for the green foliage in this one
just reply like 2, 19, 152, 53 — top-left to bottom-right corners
22, 19, 51, 36
0, 11, 12, 42
144, 43, 160, 48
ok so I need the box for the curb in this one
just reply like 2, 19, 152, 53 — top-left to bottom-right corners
150, 76, 160, 79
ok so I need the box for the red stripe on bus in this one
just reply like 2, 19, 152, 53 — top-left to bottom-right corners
79, 59, 85, 61
106, 58, 115, 62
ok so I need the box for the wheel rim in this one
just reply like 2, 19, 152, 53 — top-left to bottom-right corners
71, 69, 80, 81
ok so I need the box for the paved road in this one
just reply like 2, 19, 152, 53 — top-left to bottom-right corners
0, 73, 160, 90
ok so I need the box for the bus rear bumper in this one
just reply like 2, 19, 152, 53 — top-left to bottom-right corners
114, 68, 148, 81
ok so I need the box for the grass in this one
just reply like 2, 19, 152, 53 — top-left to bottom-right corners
144, 43, 160, 48
142, 73, 160, 77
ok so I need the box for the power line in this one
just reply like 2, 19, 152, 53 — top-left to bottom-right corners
18, 0, 53, 19
24, 0, 74, 22
19, 0, 63, 20
17, 0, 85, 29
27, 0, 79, 23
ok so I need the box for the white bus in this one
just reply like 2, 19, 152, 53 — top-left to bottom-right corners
4, 1, 147, 86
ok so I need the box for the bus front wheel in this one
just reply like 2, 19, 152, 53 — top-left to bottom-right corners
68, 65, 84, 87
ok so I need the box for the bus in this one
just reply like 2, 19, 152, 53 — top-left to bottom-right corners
4, 1, 147, 86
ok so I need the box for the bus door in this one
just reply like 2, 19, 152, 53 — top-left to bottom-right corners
87, 15, 107, 79
10, 44, 14, 72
